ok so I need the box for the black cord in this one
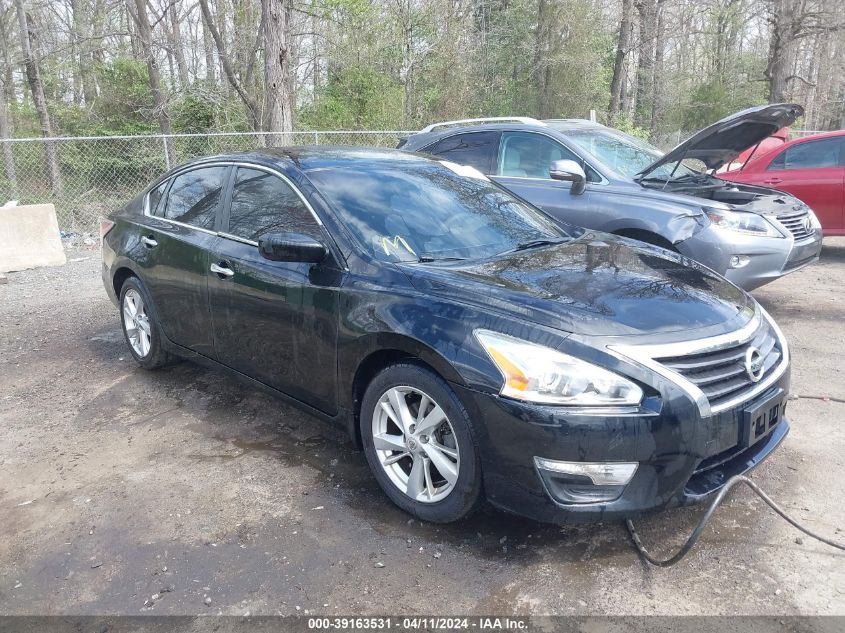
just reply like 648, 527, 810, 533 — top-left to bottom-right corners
626, 474, 845, 567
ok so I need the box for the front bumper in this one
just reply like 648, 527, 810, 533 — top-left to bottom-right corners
453, 366, 790, 525
678, 225, 822, 291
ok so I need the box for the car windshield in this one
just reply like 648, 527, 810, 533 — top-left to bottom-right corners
565, 127, 702, 180
306, 161, 568, 262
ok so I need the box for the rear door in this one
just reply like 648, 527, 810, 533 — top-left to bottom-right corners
760, 137, 845, 232
490, 131, 603, 229
207, 165, 342, 414
137, 165, 228, 356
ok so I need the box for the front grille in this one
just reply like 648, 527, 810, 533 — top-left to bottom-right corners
655, 322, 783, 410
777, 208, 813, 241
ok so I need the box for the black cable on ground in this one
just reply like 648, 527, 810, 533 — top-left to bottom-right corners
626, 474, 845, 567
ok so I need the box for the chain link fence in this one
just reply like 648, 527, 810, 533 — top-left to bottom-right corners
0, 131, 412, 234
0, 126, 830, 235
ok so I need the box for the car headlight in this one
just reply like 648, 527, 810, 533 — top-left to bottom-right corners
474, 330, 643, 406
704, 206, 782, 237
807, 207, 822, 230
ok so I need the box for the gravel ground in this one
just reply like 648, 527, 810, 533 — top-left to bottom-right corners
0, 241, 844, 617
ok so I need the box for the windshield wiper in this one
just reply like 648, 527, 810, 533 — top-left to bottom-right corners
417, 255, 469, 263
637, 172, 706, 184
499, 238, 567, 256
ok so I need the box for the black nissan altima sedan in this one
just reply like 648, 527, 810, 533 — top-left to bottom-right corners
101, 147, 791, 524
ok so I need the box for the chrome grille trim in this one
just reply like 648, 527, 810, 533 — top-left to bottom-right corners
608, 308, 789, 418
776, 208, 812, 241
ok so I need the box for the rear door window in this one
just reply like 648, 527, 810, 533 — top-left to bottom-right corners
226, 167, 321, 242
162, 166, 227, 230
424, 132, 500, 174
768, 138, 843, 170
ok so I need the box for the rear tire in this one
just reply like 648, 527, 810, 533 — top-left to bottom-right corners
118, 276, 176, 369
360, 362, 483, 523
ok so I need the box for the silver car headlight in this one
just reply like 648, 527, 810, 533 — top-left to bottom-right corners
704, 206, 783, 237
808, 207, 822, 230
474, 330, 643, 406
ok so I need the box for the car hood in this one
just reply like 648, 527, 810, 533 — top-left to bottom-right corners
400, 234, 754, 337
638, 103, 804, 176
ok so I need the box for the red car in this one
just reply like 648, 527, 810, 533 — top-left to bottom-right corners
721, 130, 845, 235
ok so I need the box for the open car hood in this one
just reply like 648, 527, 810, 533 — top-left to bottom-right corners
638, 103, 804, 177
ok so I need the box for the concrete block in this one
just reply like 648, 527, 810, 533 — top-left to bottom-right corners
0, 203, 67, 273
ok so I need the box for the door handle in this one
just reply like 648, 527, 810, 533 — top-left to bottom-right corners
141, 235, 158, 248
210, 261, 235, 278
764, 177, 783, 185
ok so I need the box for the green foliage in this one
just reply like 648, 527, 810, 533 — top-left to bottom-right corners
298, 66, 405, 129
681, 79, 765, 132
91, 58, 158, 135
171, 89, 216, 133
613, 114, 651, 140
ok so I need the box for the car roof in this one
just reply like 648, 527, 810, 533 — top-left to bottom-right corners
166, 146, 436, 174
400, 118, 608, 150
781, 129, 845, 146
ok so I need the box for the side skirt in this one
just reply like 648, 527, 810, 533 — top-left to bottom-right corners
160, 335, 358, 446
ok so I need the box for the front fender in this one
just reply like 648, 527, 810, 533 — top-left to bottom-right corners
595, 186, 708, 244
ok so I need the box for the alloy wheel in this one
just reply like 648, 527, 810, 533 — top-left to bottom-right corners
123, 288, 152, 358
371, 386, 460, 503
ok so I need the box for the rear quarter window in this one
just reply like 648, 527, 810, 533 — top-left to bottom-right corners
146, 181, 168, 216
161, 166, 228, 230
423, 131, 500, 174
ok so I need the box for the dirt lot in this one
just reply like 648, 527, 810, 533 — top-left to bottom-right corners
1, 240, 844, 617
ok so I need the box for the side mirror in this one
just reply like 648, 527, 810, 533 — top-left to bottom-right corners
258, 232, 328, 263
550, 159, 587, 195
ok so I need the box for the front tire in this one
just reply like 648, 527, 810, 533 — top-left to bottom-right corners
119, 276, 176, 369
361, 362, 483, 523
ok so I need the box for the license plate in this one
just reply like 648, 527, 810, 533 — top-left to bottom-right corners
741, 389, 786, 448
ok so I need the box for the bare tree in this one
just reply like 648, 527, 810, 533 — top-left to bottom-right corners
198, 0, 262, 130
127, 0, 174, 164
608, 0, 635, 123
0, 75, 17, 199
14, 0, 61, 194
169, 1, 190, 88
262, 0, 293, 133
634, 0, 656, 128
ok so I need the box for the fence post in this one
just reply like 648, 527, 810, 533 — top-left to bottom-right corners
314, 131, 319, 145
162, 136, 171, 170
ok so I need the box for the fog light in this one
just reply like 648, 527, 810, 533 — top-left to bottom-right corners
534, 458, 638, 505
729, 255, 750, 269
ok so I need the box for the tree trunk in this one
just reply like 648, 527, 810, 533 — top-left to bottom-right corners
533, 0, 554, 118
203, 10, 216, 85
0, 9, 16, 104
199, 0, 261, 131
649, 0, 666, 136
169, 2, 189, 88
0, 78, 17, 200
634, 0, 657, 129
70, 0, 97, 105
14, 0, 61, 195
129, 0, 174, 165
262, 0, 293, 134
608, 0, 635, 124
766, 0, 797, 103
